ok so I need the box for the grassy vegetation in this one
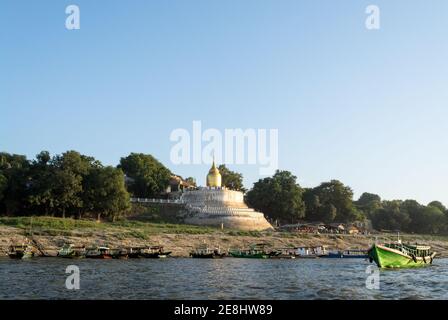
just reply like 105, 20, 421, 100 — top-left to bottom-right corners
0, 216, 220, 237
3, 216, 447, 244
0, 216, 277, 238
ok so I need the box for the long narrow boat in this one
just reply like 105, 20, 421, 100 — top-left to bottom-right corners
229, 250, 270, 259
326, 249, 369, 259
293, 246, 320, 259
8, 245, 35, 259
127, 247, 145, 258
368, 242, 436, 268
229, 243, 277, 259
110, 248, 129, 259
57, 244, 86, 258
190, 245, 226, 258
269, 247, 296, 259
85, 246, 113, 259
140, 246, 171, 258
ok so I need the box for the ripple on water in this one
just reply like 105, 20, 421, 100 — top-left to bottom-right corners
1, 257, 448, 299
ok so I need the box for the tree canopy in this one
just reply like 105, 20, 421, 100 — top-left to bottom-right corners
368, 199, 447, 234
303, 180, 359, 223
118, 153, 171, 198
355, 192, 382, 217
0, 151, 131, 221
217, 165, 245, 192
246, 170, 305, 224
1, 149, 448, 235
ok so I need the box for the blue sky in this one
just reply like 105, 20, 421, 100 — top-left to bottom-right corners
1, 1, 447, 205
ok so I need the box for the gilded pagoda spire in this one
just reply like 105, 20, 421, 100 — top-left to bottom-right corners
206, 156, 222, 188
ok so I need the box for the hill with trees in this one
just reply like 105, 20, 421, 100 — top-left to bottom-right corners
1, 150, 447, 234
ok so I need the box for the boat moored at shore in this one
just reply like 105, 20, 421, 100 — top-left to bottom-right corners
140, 246, 171, 258
190, 245, 226, 258
57, 244, 86, 258
229, 243, 279, 259
110, 248, 129, 259
85, 246, 113, 259
293, 246, 328, 258
8, 245, 35, 259
325, 249, 369, 259
368, 241, 436, 268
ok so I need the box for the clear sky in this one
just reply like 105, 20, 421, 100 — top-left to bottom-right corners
1, 1, 447, 206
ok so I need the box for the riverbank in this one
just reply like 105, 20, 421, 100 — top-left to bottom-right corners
2, 217, 448, 257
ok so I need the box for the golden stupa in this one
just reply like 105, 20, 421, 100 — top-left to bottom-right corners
179, 158, 273, 231
206, 160, 222, 188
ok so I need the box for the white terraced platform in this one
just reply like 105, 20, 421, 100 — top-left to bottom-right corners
180, 188, 274, 231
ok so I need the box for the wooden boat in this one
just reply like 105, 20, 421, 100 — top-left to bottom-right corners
190, 245, 226, 258
85, 246, 113, 259
293, 246, 319, 258
270, 254, 296, 259
314, 246, 329, 257
57, 244, 86, 258
270, 248, 296, 259
126, 247, 145, 258
368, 241, 436, 268
325, 249, 368, 259
8, 245, 35, 259
140, 246, 171, 258
229, 243, 277, 259
110, 248, 129, 259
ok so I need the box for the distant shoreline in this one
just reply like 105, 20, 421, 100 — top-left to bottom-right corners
1, 217, 448, 258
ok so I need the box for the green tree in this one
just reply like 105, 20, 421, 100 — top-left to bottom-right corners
317, 203, 337, 223
428, 201, 447, 213
50, 150, 98, 218
246, 170, 305, 223
304, 180, 359, 223
0, 173, 7, 202
118, 153, 171, 198
83, 166, 130, 221
27, 151, 55, 216
370, 200, 410, 231
0, 153, 30, 215
400, 200, 446, 234
419, 206, 446, 234
217, 165, 245, 192
400, 200, 424, 233
52, 170, 83, 218
355, 192, 382, 217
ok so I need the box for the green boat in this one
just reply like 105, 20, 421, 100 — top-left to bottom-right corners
8, 245, 35, 259
368, 241, 436, 268
57, 244, 86, 258
229, 243, 277, 259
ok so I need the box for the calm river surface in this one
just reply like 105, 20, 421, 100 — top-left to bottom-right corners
1, 257, 447, 299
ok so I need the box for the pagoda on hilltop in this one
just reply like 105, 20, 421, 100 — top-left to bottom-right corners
179, 161, 273, 231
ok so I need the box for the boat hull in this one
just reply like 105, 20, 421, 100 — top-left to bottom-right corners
190, 253, 225, 258
229, 252, 269, 259
369, 244, 435, 268
141, 252, 171, 258
58, 254, 85, 259
325, 253, 368, 259
86, 254, 113, 259
8, 252, 34, 259
270, 254, 295, 259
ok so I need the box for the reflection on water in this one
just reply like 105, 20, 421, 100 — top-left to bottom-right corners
1, 257, 447, 299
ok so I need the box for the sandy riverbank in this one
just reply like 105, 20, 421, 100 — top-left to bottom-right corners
2, 222, 448, 258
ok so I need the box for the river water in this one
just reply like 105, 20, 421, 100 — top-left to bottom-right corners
1, 257, 447, 299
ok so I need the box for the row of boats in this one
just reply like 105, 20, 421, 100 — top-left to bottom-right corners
7, 242, 366, 260
6, 237, 438, 269
222, 244, 368, 259
7, 244, 171, 259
